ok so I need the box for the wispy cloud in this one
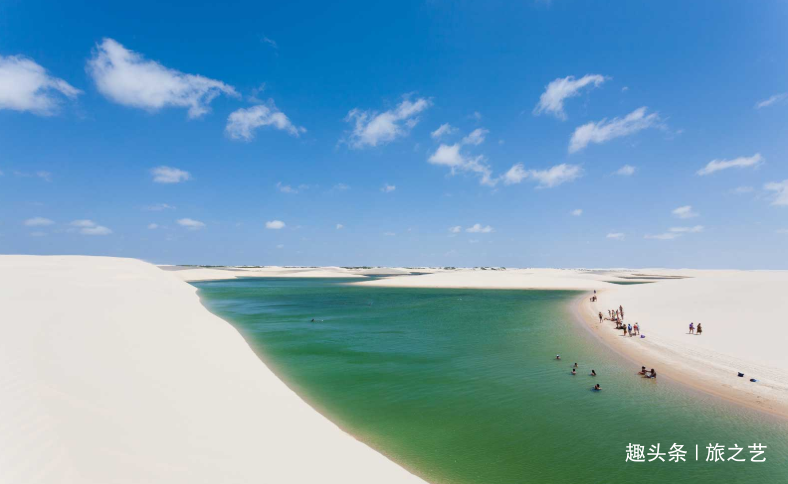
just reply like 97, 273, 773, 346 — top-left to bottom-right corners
381, 183, 396, 193
461, 128, 488, 146
147, 223, 159, 229
261, 36, 278, 49
449, 225, 462, 233
503, 163, 582, 188
670, 225, 704, 233
615, 165, 635, 176
176, 218, 205, 230
569, 107, 661, 153
226, 102, 305, 140
0, 55, 81, 115
466, 223, 493, 233
344, 96, 431, 148
87, 38, 237, 118
571, 209, 583, 216
672, 205, 699, 219
765, 180, 788, 206
755, 93, 787, 109
533, 74, 607, 120
607, 232, 625, 240
336, 224, 344, 230
644, 232, 681, 240
143, 203, 176, 211
24, 217, 54, 226
731, 186, 754, 194
151, 166, 190, 184
431, 123, 457, 139
266, 220, 286, 229
71, 219, 113, 235
697, 153, 762, 176
276, 182, 309, 194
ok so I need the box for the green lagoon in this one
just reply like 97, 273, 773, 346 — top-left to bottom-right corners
194, 278, 788, 483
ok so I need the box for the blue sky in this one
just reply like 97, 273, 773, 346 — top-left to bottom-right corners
1, 0, 787, 268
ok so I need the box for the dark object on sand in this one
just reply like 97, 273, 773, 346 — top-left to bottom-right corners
750, 378, 758, 382
737, 372, 744, 377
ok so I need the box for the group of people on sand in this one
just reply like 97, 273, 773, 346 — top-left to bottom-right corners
556, 355, 601, 391
688, 322, 703, 335
639, 366, 657, 379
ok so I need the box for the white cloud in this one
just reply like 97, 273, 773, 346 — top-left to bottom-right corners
144, 203, 176, 211
431, 123, 457, 139
23, 217, 54, 227
381, 183, 396, 193
262, 37, 278, 49
672, 205, 699, 219
606, 232, 625, 240
344, 96, 431, 148
533, 74, 607, 120
147, 223, 159, 229
177, 218, 205, 230
466, 223, 493, 233
428, 143, 495, 186
503, 163, 582, 188
765, 180, 788, 206
87, 38, 237, 118
226, 103, 305, 140
0, 55, 81, 115
151, 166, 190, 184
336, 224, 344, 230
332, 183, 350, 191
571, 209, 583, 216
644, 232, 681, 240
670, 225, 704, 233
731, 186, 754, 194
615, 165, 636, 176
697, 153, 763, 176
461, 128, 488, 146
755, 93, 787, 109
383, 231, 396, 236
71, 219, 112, 235
276, 182, 301, 194
449, 225, 462, 233
276, 244, 285, 249
569, 107, 661, 153
266, 220, 286, 229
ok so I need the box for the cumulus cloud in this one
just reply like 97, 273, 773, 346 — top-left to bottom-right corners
755, 93, 787, 109
177, 218, 205, 230
697, 153, 762, 176
71, 219, 112, 235
344, 96, 431, 148
226, 103, 305, 141
431, 123, 457, 139
381, 183, 396, 193
466, 223, 493, 233
569, 107, 661, 153
428, 128, 496, 186
266, 220, 285, 229
765, 180, 788, 206
606, 232, 625, 240
533, 74, 607, 120
86, 38, 237, 118
24, 217, 54, 226
151, 166, 190, 184
615, 165, 636, 176
0, 55, 81, 115
571, 209, 583, 216
503, 163, 582, 188
672, 205, 699, 219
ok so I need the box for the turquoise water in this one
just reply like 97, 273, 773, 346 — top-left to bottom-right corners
194, 278, 788, 483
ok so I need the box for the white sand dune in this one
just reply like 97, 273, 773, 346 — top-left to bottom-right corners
0, 256, 426, 484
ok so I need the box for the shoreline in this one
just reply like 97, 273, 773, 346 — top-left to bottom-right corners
573, 292, 788, 420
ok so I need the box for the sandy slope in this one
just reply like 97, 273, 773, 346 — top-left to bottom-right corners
0, 256, 426, 484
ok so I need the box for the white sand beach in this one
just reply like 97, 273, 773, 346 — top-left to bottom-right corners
0, 256, 427, 484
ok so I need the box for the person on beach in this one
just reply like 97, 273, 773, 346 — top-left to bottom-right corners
623, 325, 627, 336
689, 322, 694, 334
639, 366, 647, 375
646, 368, 657, 379
627, 323, 632, 336
593, 383, 601, 391
697, 323, 703, 335
571, 368, 576, 375
591, 369, 597, 377
633, 322, 639, 335
599, 311, 603, 323
620, 305, 624, 320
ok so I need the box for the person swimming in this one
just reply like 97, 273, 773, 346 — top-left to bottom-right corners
556, 355, 561, 360
591, 369, 596, 377
571, 368, 576, 375
573, 362, 578, 368
646, 368, 657, 379
593, 383, 601, 391
311, 318, 315, 322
